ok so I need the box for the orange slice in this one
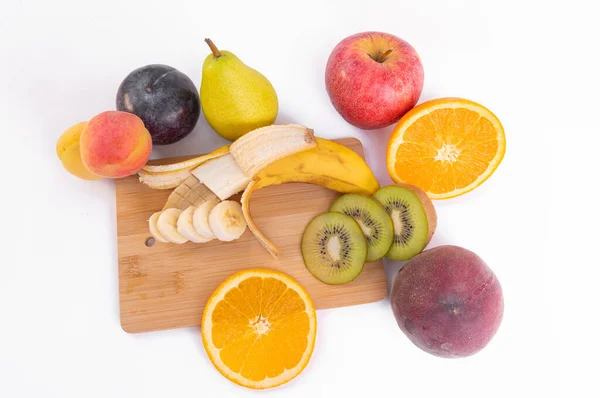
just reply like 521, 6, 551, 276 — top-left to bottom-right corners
201, 269, 317, 390
387, 98, 506, 199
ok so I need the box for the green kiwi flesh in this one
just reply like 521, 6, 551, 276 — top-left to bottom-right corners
330, 194, 393, 262
301, 212, 367, 285
373, 186, 429, 261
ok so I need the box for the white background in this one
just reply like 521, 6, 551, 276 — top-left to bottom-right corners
1, 1, 598, 397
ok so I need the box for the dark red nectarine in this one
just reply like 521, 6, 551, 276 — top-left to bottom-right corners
390, 245, 503, 358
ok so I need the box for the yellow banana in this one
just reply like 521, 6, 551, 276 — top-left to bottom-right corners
241, 138, 379, 258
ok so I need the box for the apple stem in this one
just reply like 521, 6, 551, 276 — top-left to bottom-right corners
205, 38, 221, 58
377, 48, 393, 62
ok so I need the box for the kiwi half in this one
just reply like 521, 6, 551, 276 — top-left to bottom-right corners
330, 194, 393, 262
301, 212, 367, 285
373, 185, 437, 260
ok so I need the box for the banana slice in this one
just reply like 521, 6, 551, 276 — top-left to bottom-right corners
177, 206, 212, 243
148, 211, 169, 243
157, 208, 188, 244
193, 198, 220, 240
208, 201, 247, 242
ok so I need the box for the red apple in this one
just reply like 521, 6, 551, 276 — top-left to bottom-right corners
325, 32, 424, 130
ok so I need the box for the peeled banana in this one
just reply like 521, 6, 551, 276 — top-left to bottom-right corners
191, 154, 250, 200
140, 124, 380, 258
157, 124, 316, 211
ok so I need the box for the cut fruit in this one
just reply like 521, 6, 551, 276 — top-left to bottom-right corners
387, 97, 506, 199
397, 182, 438, 245
373, 185, 432, 260
201, 269, 316, 390
208, 201, 247, 242
191, 153, 250, 200
157, 208, 188, 244
193, 199, 220, 240
177, 206, 211, 243
330, 194, 393, 262
163, 175, 219, 210
301, 212, 367, 285
156, 124, 317, 216
148, 211, 169, 243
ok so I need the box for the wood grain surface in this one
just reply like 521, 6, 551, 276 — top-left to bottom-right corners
116, 138, 387, 333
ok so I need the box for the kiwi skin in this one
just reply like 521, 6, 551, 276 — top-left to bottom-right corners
373, 184, 438, 260
394, 183, 437, 244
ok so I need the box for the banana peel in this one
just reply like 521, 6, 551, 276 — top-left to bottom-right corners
138, 145, 231, 189
252, 138, 379, 193
241, 138, 379, 258
157, 125, 315, 210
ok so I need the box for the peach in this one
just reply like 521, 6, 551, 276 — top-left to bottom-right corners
56, 122, 103, 180
80, 111, 152, 178
391, 245, 503, 358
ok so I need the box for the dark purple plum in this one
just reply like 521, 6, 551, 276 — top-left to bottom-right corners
116, 64, 200, 145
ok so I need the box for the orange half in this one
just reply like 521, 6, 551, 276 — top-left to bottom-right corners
387, 98, 506, 199
201, 269, 317, 390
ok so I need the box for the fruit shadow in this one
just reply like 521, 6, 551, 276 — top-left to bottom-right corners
349, 125, 395, 186
419, 87, 443, 104
275, 111, 299, 125
149, 111, 230, 160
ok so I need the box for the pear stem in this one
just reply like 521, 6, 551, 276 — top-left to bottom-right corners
205, 38, 221, 58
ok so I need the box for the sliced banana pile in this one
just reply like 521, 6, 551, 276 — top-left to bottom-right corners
149, 200, 247, 244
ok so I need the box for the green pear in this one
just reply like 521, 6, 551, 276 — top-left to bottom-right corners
200, 39, 278, 141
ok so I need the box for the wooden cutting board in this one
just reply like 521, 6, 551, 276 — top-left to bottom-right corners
116, 138, 387, 333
